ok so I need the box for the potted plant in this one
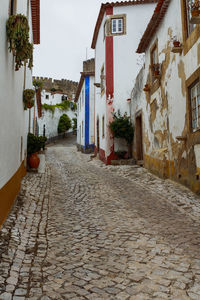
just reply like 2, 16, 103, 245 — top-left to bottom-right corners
23, 89, 35, 109
172, 36, 181, 47
6, 14, 33, 71
27, 133, 47, 169
152, 63, 160, 76
190, 0, 200, 17
143, 83, 150, 92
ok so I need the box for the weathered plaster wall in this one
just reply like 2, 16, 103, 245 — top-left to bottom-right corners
132, 0, 200, 192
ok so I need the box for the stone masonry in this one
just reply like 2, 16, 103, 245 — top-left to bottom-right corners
0, 137, 200, 299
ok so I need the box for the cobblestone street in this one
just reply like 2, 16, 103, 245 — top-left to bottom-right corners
1, 137, 200, 300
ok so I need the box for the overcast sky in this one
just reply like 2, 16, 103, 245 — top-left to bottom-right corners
33, 0, 106, 82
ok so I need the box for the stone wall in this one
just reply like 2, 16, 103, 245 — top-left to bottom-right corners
33, 76, 78, 98
83, 58, 95, 73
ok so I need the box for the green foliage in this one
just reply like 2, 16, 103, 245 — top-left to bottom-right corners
27, 133, 47, 155
71, 102, 77, 111
23, 89, 35, 110
42, 103, 56, 114
6, 14, 33, 71
42, 100, 71, 115
72, 118, 77, 131
109, 110, 134, 145
58, 114, 72, 134
33, 79, 44, 90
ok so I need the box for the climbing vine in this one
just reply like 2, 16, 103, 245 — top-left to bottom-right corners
6, 14, 33, 71
42, 100, 76, 115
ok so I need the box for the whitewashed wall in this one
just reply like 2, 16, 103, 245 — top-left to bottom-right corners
38, 109, 76, 139
94, 13, 107, 152
77, 83, 85, 147
0, 0, 33, 189
113, 4, 156, 115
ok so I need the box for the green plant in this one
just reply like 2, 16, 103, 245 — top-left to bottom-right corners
23, 89, 35, 110
72, 117, 77, 131
42, 100, 70, 115
71, 102, 77, 111
27, 133, 47, 155
109, 110, 134, 145
6, 14, 33, 71
58, 114, 72, 134
33, 79, 44, 90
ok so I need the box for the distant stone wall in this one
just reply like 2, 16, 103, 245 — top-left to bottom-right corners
33, 76, 78, 99
83, 58, 95, 73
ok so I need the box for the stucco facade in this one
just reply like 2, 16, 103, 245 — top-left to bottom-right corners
38, 90, 76, 139
0, 0, 40, 225
76, 59, 95, 153
92, 1, 157, 164
132, 0, 200, 193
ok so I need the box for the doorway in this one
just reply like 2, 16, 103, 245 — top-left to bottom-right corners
136, 113, 143, 162
97, 118, 100, 152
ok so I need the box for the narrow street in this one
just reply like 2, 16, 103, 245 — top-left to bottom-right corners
1, 137, 200, 300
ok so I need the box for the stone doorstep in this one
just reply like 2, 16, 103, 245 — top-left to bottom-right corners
111, 159, 136, 166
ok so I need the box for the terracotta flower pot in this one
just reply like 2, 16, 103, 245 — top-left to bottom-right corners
26, 101, 34, 109
173, 40, 180, 47
191, 9, 199, 17
29, 153, 40, 169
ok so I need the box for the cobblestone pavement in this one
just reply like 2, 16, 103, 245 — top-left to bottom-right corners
1, 138, 200, 300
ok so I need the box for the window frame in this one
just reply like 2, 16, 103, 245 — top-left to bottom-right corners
189, 80, 200, 132
181, 0, 200, 55
108, 14, 126, 36
186, 66, 200, 134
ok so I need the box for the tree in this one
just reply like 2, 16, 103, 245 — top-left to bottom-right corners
109, 110, 134, 158
58, 114, 71, 134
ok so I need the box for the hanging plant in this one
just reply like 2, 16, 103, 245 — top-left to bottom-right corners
6, 14, 33, 71
23, 89, 35, 110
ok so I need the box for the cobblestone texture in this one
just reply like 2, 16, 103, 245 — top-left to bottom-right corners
0, 138, 200, 299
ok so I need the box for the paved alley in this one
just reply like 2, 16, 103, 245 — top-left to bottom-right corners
1, 137, 200, 300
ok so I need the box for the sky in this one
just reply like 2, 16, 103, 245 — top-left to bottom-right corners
33, 0, 106, 82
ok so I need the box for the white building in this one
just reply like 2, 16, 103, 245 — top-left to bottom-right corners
132, 0, 200, 193
0, 0, 40, 225
91, 0, 157, 164
75, 59, 95, 153
38, 89, 76, 140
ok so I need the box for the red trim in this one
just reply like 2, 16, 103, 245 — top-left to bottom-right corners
106, 6, 113, 15
106, 36, 114, 99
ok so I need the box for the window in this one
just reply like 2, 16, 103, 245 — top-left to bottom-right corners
185, 0, 196, 37
45, 95, 49, 100
109, 15, 126, 36
101, 65, 105, 95
112, 18, 123, 34
190, 81, 200, 131
102, 116, 105, 138
9, 0, 17, 15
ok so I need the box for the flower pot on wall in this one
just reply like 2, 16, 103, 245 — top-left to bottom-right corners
173, 40, 181, 47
